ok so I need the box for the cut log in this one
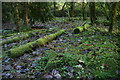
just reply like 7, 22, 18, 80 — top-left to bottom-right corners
74, 24, 90, 34
8, 29, 65, 58
74, 26, 84, 34
0, 29, 45, 45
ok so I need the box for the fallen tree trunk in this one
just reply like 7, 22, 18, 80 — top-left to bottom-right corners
84, 24, 90, 30
8, 29, 65, 58
0, 29, 45, 45
0, 32, 19, 39
74, 24, 90, 34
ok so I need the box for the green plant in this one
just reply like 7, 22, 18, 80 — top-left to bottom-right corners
34, 50, 79, 71
20, 26, 32, 32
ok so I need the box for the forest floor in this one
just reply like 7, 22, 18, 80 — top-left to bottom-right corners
1, 18, 120, 79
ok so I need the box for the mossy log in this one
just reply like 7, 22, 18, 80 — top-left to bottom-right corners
0, 33, 18, 39
84, 24, 90, 30
74, 24, 90, 34
8, 29, 65, 58
74, 26, 84, 34
0, 29, 44, 45
1, 33, 18, 38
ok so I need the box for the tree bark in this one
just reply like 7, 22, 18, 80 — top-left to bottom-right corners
70, 2, 74, 17
89, 2, 95, 25
82, 2, 86, 21
15, 3, 20, 32
54, 2, 56, 16
109, 2, 117, 33
25, 2, 29, 27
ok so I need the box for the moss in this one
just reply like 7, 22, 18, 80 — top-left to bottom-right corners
74, 24, 91, 34
46, 60, 62, 70
8, 42, 35, 58
0, 32, 18, 39
84, 24, 90, 30
34, 50, 78, 71
8, 29, 65, 58
74, 26, 84, 34
0, 29, 44, 45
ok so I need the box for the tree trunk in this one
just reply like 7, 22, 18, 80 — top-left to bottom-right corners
53, 2, 56, 16
82, 2, 86, 21
89, 2, 95, 25
25, 2, 29, 27
15, 3, 20, 32
70, 2, 74, 17
109, 2, 117, 33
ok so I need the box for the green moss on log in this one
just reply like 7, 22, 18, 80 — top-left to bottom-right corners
8, 29, 65, 58
74, 26, 84, 34
0, 33, 18, 39
74, 24, 90, 34
84, 24, 90, 30
0, 29, 45, 45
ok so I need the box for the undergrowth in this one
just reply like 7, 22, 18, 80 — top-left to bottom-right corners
33, 28, 120, 79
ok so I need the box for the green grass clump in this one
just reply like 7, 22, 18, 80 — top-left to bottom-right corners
34, 50, 79, 71
34, 47, 119, 78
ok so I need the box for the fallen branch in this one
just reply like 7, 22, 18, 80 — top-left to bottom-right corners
8, 29, 65, 58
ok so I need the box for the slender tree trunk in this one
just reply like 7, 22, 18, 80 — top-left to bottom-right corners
53, 2, 56, 16
82, 2, 86, 21
15, 3, 20, 32
109, 14, 114, 33
70, 2, 74, 17
109, 3, 117, 33
68, 9, 70, 20
25, 2, 29, 27
61, 2, 66, 11
61, 2, 67, 17
89, 2, 95, 25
